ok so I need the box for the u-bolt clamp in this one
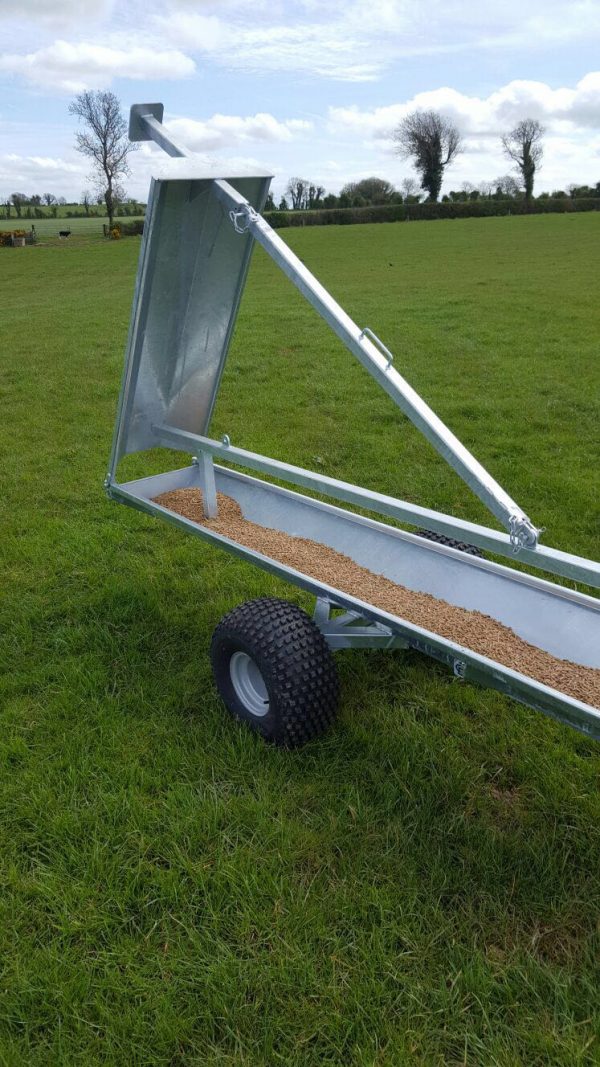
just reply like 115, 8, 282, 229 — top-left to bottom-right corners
229, 205, 258, 235
509, 515, 540, 553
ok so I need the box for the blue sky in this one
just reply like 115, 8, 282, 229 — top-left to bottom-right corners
1, 0, 599, 203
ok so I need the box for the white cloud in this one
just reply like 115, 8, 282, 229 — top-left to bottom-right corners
153, 0, 600, 81
164, 113, 312, 152
324, 75, 600, 193
4, 1, 599, 89
0, 152, 87, 198
1, 0, 115, 24
328, 74, 600, 141
154, 9, 381, 80
0, 40, 195, 92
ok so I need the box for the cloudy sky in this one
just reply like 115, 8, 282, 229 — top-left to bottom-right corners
1, 0, 600, 203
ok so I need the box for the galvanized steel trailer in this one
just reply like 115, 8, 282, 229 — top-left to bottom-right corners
106, 103, 600, 745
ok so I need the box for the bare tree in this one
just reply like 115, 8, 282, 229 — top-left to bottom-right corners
400, 177, 420, 201
478, 181, 495, 199
81, 189, 91, 216
493, 174, 523, 199
69, 90, 136, 231
393, 110, 462, 201
42, 192, 56, 207
111, 180, 126, 216
501, 119, 544, 208
307, 184, 325, 208
284, 177, 327, 210
285, 177, 309, 210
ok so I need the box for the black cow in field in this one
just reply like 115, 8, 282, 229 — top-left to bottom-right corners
58, 230, 71, 238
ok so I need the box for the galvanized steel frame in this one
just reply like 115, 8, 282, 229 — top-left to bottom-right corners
123, 104, 540, 551
152, 424, 600, 589
109, 103, 600, 590
104, 104, 600, 738
109, 471, 600, 740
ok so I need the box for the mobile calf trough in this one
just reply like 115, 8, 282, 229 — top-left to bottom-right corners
106, 103, 600, 746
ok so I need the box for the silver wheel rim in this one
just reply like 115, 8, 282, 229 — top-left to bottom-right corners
229, 652, 270, 717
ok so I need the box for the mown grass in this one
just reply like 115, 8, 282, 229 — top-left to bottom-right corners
0, 215, 143, 238
1, 214, 599, 1065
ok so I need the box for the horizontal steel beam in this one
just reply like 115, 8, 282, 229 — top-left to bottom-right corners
153, 423, 600, 589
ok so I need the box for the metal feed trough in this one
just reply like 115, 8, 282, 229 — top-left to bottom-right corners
106, 102, 600, 746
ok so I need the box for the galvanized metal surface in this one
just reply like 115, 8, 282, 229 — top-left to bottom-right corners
129, 103, 165, 144
153, 424, 600, 590
106, 103, 600, 742
124, 104, 539, 549
108, 172, 271, 470
109, 464, 600, 739
198, 453, 218, 519
314, 599, 408, 650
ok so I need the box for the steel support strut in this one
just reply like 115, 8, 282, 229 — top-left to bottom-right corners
313, 598, 408, 650
129, 103, 540, 552
212, 180, 540, 551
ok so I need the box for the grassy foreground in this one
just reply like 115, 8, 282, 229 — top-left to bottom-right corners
1, 214, 599, 1065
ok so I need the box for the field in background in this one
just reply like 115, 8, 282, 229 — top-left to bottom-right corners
2, 214, 599, 1064
0, 214, 144, 237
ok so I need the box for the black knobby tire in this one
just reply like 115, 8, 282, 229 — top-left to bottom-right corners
210, 597, 339, 748
415, 527, 483, 557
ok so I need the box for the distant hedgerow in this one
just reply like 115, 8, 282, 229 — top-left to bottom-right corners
264, 197, 600, 229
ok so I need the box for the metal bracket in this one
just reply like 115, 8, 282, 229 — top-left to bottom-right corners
313, 597, 408, 650
359, 327, 394, 369
229, 205, 258, 235
129, 103, 164, 142
509, 514, 541, 553
127, 103, 187, 158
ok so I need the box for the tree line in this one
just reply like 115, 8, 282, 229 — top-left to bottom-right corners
266, 174, 600, 214
5, 95, 595, 229
1, 189, 144, 221
270, 114, 598, 212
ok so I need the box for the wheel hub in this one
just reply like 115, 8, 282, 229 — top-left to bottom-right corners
229, 651, 269, 717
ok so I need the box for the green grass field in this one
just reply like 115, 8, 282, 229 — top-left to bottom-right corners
1, 214, 599, 1065
0, 214, 144, 238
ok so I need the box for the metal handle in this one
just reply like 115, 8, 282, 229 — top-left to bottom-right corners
359, 327, 394, 369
